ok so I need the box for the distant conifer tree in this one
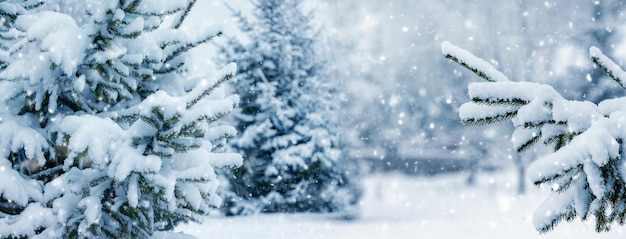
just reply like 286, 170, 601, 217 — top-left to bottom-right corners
218, 0, 360, 215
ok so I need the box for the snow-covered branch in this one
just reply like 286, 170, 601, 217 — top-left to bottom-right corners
444, 41, 626, 233
590, 46, 626, 88
441, 41, 510, 82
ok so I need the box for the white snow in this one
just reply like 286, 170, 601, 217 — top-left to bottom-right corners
583, 159, 606, 198
598, 96, 626, 115
109, 146, 161, 181
60, 115, 124, 168
572, 178, 592, 218
0, 203, 55, 237
177, 171, 625, 238
0, 158, 42, 206
17, 11, 88, 76
0, 119, 48, 163
77, 196, 101, 226
128, 174, 139, 207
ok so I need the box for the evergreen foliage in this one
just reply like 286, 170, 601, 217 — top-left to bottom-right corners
443, 41, 626, 233
0, 1, 241, 238
218, 0, 360, 215
0, 1, 42, 68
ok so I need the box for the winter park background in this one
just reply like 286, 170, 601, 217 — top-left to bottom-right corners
3, 0, 626, 238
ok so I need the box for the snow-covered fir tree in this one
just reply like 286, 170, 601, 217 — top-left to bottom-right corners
442, 41, 626, 233
0, 1, 241, 238
218, 0, 360, 215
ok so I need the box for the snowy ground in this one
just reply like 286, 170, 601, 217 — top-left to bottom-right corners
177, 170, 625, 238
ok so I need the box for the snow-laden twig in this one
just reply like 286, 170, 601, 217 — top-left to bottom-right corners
590, 46, 626, 88
441, 41, 510, 82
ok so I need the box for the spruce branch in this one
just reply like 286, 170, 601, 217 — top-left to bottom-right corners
23, 0, 44, 10
0, 30, 20, 42
461, 110, 518, 126
111, 27, 142, 39
123, 0, 142, 13
537, 206, 577, 234
595, 203, 610, 232
139, 115, 160, 129
522, 120, 560, 129
0, 199, 25, 216
551, 170, 583, 194
186, 72, 233, 109
516, 134, 541, 152
164, 31, 223, 64
542, 131, 577, 151
532, 165, 582, 187
134, 5, 187, 17
154, 62, 184, 74
471, 97, 529, 106
142, 22, 160, 33
224, 3, 254, 33
441, 41, 510, 82
209, 133, 233, 151
199, 110, 230, 125
608, 199, 626, 224
30, 165, 64, 180
590, 46, 626, 88
172, 0, 197, 29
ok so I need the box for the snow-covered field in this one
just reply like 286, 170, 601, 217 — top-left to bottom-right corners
177, 170, 625, 238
